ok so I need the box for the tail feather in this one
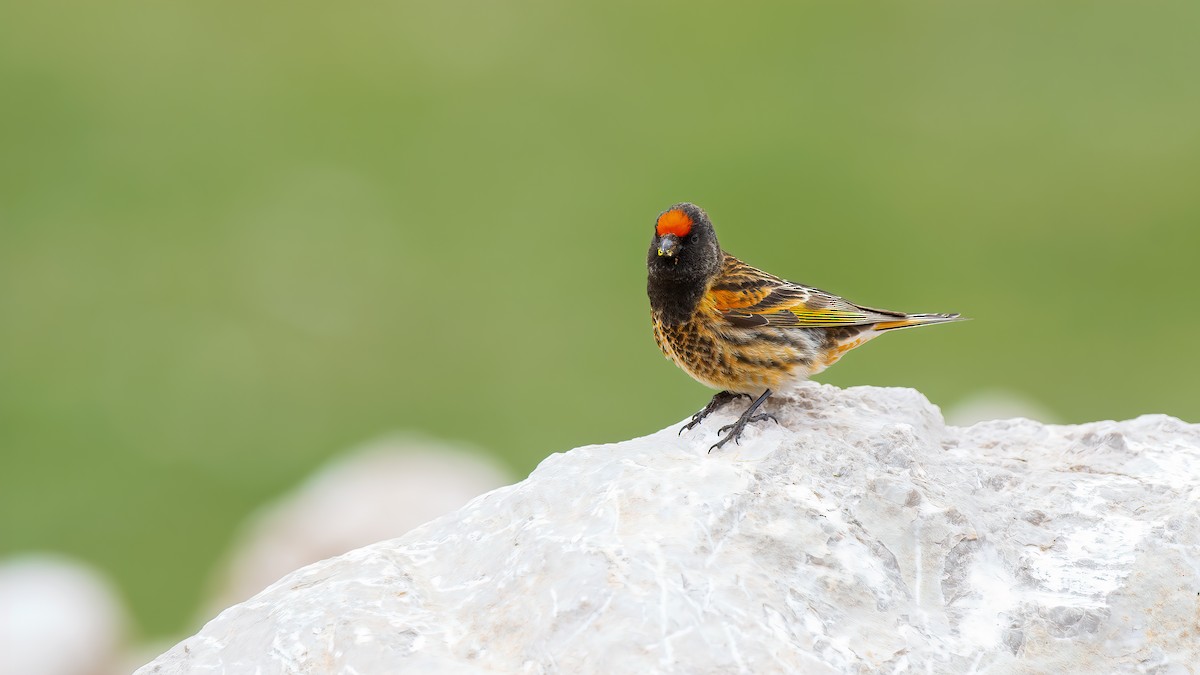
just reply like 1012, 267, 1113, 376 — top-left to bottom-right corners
872, 313, 966, 331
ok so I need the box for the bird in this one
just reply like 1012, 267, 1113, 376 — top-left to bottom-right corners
646, 202, 964, 452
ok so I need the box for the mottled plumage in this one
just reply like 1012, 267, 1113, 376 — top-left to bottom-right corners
647, 202, 963, 451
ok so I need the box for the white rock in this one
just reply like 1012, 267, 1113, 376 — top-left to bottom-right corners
137, 384, 1200, 674
204, 436, 513, 615
0, 555, 128, 675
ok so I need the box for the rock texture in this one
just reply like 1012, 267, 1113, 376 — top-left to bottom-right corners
138, 384, 1200, 674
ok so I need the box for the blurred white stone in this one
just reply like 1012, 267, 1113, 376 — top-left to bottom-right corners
140, 385, 1200, 674
204, 435, 512, 616
0, 555, 127, 675
945, 389, 1059, 426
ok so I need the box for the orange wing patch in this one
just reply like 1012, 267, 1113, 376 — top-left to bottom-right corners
710, 287, 774, 310
656, 209, 693, 238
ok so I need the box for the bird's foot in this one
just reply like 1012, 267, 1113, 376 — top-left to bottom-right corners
708, 389, 775, 453
680, 391, 751, 435
717, 414, 778, 435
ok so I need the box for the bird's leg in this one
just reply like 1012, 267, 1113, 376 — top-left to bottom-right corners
710, 389, 777, 453
680, 390, 751, 435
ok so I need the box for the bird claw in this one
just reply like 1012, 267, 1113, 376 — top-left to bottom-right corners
710, 412, 779, 453
679, 391, 749, 436
708, 432, 745, 453
680, 408, 716, 434
717, 413, 777, 435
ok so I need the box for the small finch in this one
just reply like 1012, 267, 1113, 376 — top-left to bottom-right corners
647, 202, 964, 452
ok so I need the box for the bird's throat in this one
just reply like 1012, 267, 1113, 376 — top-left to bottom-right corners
647, 273, 708, 326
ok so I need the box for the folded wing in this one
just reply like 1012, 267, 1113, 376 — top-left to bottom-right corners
711, 256, 907, 329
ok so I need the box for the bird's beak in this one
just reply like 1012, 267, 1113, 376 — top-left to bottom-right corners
657, 234, 681, 257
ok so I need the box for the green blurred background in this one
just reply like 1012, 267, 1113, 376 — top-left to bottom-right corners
2, 0, 1198, 639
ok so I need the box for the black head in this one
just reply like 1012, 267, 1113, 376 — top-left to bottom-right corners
646, 202, 723, 284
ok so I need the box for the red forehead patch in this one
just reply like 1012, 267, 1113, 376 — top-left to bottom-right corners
655, 209, 693, 238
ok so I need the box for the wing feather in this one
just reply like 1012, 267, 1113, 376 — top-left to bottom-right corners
713, 255, 905, 328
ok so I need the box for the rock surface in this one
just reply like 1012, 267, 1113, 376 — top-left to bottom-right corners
138, 384, 1200, 674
